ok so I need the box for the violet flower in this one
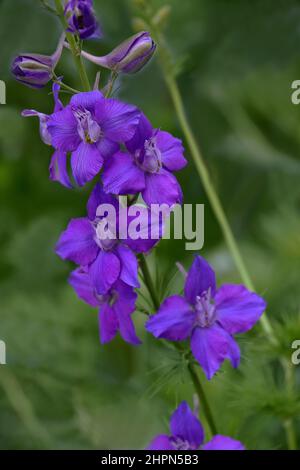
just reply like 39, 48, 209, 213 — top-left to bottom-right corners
47, 91, 140, 186
56, 183, 158, 295
148, 401, 244, 450
12, 34, 65, 89
79, 31, 156, 74
102, 114, 187, 206
146, 256, 266, 379
64, 0, 101, 40
69, 267, 141, 345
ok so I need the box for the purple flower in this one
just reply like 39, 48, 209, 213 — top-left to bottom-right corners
12, 34, 65, 89
69, 267, 141, 345
56, 183, 158, 295
148, 401, 244, 450
102, 114, 187, 206
146, 256, 266, 379
79, 31, 156, 74
64, 0, 101, 40
22, 81, 72, 189
47, 91, 140, 186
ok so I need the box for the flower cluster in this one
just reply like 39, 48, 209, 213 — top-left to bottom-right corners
12, 0, 267, 450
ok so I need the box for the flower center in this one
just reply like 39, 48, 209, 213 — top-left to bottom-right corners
194, 288, 216, 328
73, 106, 102, 144
136, 136, 162, 173
93, 218, 118, 251
170, 437, 192, 450
95, 290, 118, 307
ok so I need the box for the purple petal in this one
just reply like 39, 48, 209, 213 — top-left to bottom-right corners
156, 130, 187, 171
146, 295, 195, 341
126, 113, 153, 153
97, 138, 119, 160
142, 170, 183, 206
102, 151, 145, 195
203, 435, 245, 451
52, 81, 64, 112
56, 218, 98, 265
70, 90, 103, 111
22, 109, 51, 146
190, 324, 239, 380
99, 304, 119, 344
124, 205, 162, 253
49, 150, 72, 189
147, 435, 174, 451
215, 284, 266, 335
89, 250, 121, 295
69, 267, 98, 307
47, 107, 80, 152
113, 280, 138, 316
87, 182, 118, 221
71, 142, 103, 187
115, 245, 140, 288
170, 401, 204, 449
116, 309, 141, 345
184, 256, 216, 305
95, 99, 140, 142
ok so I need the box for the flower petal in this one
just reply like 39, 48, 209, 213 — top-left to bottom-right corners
56, 218, 98, 265
87, 182, 118, 221
147, 435, 174, 451
116, 309, 141, 345
97, 138, 119, 160
95, 99, 140, 142
49, 150, 72, 189
215, 284, 266, 335
71, 142, 103, 187
126, 113, 153, 153
98, 303, 119, 344
156, 130, 187, 171
68, 267, 98, 307
203, 435, 245, 451
170, 401, 204, 449
89, 250, 121, 295
47, 107, 80, 152
184, 256, 216, 305
146, 295, 195, 341
70, 90, 103, 111
102, 151, 145, 195
142, 170, 183, 206
115, 245, 140, 288
191, 324, 240, 380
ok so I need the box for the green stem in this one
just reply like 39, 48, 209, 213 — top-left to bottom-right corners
139, 254, 217, 436
105, 71, 118, 98
282, 358, 298, 450
55, 0, 91, 91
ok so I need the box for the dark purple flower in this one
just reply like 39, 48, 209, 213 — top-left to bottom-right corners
56, 183, 158, 295
12, 34, 65, 89
79, 31, 156, 74
148, 401, 244, 450
47, 91, 140, 186
146, 256, 266, 379
69, 267, 141, 345
64, 0, 101, 40
22, 81, 72, 189
102, 114, 187, 206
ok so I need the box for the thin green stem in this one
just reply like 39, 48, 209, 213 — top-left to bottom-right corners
55, 0, 91, 91
139, 254, 217, 436
105, 71, 118, 98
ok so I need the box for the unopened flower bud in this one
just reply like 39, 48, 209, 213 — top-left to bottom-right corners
64, 0, 101, 40
11, 34, 65, 89
79, 31, 156, 74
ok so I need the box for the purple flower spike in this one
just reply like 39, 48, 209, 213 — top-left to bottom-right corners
80, 31, 156, 74
148, 401, 244, 451
146, 255, 266, 379
12, 34, 65, 89
65, 0, 101, 40
69, 267, 141, 345
47, 92, 140, 187
102, 113, 187, 207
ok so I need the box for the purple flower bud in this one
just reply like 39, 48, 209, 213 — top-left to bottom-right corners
80, 31, 156, 74
64, 0, 101, 40
11, 34, 65, 89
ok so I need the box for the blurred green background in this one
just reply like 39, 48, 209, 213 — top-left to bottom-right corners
0, 0, 300, 449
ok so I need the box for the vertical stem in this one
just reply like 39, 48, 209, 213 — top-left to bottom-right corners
55, 0, 91, 91
139, 254, 218, 436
